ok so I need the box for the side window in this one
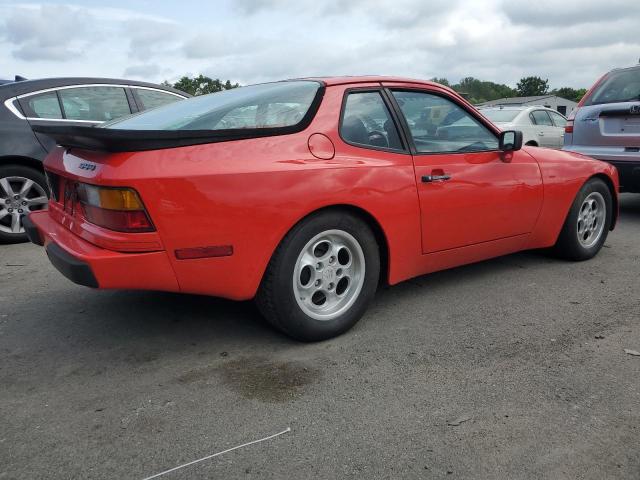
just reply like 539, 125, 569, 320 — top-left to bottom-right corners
134, 88, 182, 111
530, 110, 553, 126
391, 90, 499, 153
58, 86, 131, 121
549, 111, 567, 127
340, 91, 403, 150
20, 92, 63, 119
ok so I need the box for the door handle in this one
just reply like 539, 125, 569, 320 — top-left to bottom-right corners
422, 174, 451, 183
539, 132, 545, 136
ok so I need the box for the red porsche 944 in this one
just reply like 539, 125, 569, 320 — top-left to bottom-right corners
25, 77, 618, 341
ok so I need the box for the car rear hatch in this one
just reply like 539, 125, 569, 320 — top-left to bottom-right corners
573, 65, 640, 151
573, 102, 640, 149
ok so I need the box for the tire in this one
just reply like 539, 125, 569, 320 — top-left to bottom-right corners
256, 210, 380, 341
525, 141, 538, 147
0, 165, 49, 244
553, 178, 612, 261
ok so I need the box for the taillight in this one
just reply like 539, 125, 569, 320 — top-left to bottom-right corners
565, 120, 574, 134
565, 109, 577, 134
77, 184, 154, 233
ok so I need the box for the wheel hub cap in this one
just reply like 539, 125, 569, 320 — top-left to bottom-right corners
0, 176, 48, 235
577, 191, 606, 248
293, 229, 366, 321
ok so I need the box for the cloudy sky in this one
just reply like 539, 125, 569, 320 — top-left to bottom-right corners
1, 0, 639, 89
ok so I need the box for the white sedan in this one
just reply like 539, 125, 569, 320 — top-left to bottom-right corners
479, 106, 568, 149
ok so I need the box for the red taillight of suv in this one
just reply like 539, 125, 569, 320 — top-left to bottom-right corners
76, 184, 155, 233
565, 108, 578, 134
565, 119, 574, 134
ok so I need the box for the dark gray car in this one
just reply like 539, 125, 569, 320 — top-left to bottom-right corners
0, 77, 188, 243
563, 64, 640, 192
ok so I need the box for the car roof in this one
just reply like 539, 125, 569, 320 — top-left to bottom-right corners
301, 76, 448, 89
480, 105, 558, 112
0, 77, 189, 99
480, 106, 526, 110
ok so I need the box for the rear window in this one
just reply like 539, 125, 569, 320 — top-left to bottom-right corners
105, 81, 321, 131
585, 66, 640, 106
480, 109, 520, 122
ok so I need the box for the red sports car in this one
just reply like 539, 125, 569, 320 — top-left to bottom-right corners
24, 77, 619, 341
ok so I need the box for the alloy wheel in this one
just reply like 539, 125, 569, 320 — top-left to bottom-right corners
577, 191, 606, 248
0, 176, 48, 234
293, 229, 366, 321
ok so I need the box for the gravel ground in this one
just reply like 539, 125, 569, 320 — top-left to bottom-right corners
1, 194, 639, 480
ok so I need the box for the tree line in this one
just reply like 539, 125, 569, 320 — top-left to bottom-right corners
164, 74, 587, 105
431, 76, 587, 104
161, 75, 240, 96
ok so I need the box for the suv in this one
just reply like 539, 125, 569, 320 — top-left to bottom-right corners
0, 77, 189, 242
479, 105, 567, 149
563, 64, 640, 192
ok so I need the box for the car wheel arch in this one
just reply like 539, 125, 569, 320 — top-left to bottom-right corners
262, 203, 391, 288
589, 173, 618, 230
0, 155, 45, 174
551, 174, 617, 246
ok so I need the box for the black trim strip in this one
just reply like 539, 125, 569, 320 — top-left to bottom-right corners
46, 243, 99, 288
599, 107, 640, 117
32, 85, 326, 152
22, 215, 44, 246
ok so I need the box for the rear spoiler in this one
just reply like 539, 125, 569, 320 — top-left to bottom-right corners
31, 124, 302, 152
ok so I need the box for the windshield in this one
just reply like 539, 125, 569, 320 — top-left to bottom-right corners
104, 81, 321, 130
585, 66, 640, 106
480, 109, 520, 122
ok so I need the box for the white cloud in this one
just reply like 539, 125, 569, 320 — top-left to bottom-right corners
0, 0, 638, 89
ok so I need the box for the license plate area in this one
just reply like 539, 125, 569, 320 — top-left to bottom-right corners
601, 116, 640, 135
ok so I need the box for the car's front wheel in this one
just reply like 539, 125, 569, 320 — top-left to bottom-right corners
553, 177, 612, 260
257, 210, 380, 341
0, 165, 49, 244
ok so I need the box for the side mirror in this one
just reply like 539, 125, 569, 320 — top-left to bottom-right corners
499, 130, 523, 152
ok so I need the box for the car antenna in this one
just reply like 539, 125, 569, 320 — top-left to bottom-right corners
14, 75, 27, 82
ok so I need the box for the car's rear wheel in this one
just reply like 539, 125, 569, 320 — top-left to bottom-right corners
256, 210, 380, 341
553, 177, 612, 261
0, 165, 49, 244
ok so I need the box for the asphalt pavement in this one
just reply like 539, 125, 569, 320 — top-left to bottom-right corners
1, 194, 639, 479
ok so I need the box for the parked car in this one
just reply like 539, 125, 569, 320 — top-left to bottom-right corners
24, 77, 618, 341
0, 77, 189, 242
563, 64, 640, 192
479, 105, 567, 148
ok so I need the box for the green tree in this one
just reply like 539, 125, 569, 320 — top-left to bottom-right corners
450, 77, 516, 104
170, 75, 240, 96
516, 76, 549, 96
430, 77, 450, 87
551, 87, 587, 103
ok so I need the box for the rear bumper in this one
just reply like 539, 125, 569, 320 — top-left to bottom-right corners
27, 211, 180, 291
563, 146, 640, 192
22, 215, 43, 246
608, 160, 640, 192
46, 242, 98, 288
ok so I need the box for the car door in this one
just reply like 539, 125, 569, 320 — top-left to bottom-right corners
548, 110, 568, 148
529, 110, 557, 148
385, 86, 543, 254
18, 85, 134, 152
